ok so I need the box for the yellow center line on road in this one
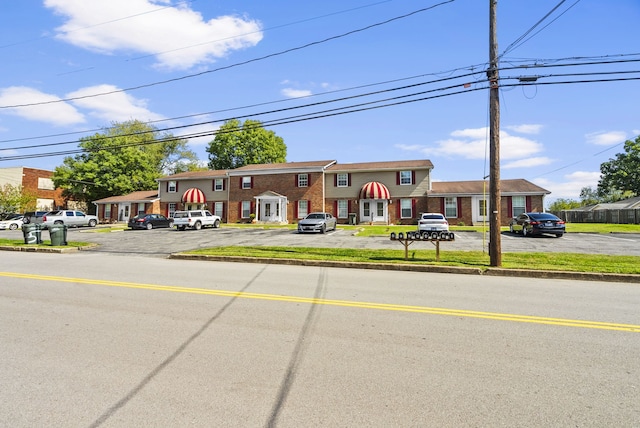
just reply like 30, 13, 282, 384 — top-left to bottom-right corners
3, 271, 639, 333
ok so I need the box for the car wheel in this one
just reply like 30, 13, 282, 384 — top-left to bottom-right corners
509, 224, 514, 233
146, 223, 153, 230
522, 226, 528, 237
168, 221, 174, 228
321, 224, 326, 234
88, 219, 97, 227
54, 220, 63, 225
9, 223, 18, 230
194, 221, 202, 230
555, 233, 563, 238
214, 219, 220, 228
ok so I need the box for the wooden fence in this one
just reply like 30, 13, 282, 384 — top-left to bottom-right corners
552, 209, 640, 224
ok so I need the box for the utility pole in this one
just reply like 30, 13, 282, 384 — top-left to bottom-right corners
488, 0, 502, 266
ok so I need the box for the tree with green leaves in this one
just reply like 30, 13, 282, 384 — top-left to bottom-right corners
0, 184, 37, 217
547, 198, 582, 212
598, 135, 640, 198
206, 119, 286, 169
53, 120, 200, 207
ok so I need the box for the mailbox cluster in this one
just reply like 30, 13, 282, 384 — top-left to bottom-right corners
390, 231, 455, 241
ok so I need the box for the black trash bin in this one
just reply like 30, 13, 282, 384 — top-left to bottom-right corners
22, 223, 43, 244
348, 213, 357, 225
49, 224, 68, 246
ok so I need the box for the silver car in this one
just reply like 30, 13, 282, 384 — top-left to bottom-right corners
297, 212, 337, 234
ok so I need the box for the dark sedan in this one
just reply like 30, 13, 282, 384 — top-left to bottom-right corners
297, 212, 337, 234
509, 212, 565, 237
128, 214, 173, 230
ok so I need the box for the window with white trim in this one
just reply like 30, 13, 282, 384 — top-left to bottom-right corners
298, 200, 308, 219
400, 199, 412, 218
242, 177, 252, 189
512, 196, 526, 217
298, 173, 308, 187
241, 201, 251, 218
337, 200, 348, 218
38, 177, 55, 190
105, 205, 111, 219
168, 203, 176, 218
214, 178, 224, 191
168, 181, 177, 192
214, 201, 224, 218
444, 197, 457, 218
337, 173, 348, 187
399, 171, 412, 185
137, 203, 145, 216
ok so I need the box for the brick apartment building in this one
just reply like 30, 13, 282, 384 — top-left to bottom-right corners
153, 159, 548, 226
0, 167, 65, 211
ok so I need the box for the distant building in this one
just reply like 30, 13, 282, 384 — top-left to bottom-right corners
0, 167, 65, 211
93, 190, 161, 223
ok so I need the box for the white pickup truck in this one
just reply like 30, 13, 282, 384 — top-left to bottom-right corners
42, 210, 99, 228
173, 210, 221, 230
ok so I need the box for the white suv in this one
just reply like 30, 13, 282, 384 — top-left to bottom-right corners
172, 210, 221, 230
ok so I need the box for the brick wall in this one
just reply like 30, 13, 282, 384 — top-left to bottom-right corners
21, 168, 64, 208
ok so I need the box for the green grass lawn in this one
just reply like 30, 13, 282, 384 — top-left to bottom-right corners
184, 246, 640, 275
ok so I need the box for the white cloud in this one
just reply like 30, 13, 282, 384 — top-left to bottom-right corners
503, 157, 553, 169
535, 170, 600, 200
585, 131, 627, 146
0, 86, 85, 126
67, 84, 164, 122
44, 0, 263, 70
396, 126, 544, 160
281, 88, 313, 98
505, 124, 542, 134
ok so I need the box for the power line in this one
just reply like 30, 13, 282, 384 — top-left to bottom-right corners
0, 1, 456, 110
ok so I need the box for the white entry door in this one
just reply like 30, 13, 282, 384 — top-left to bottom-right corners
360, 200, 387, 223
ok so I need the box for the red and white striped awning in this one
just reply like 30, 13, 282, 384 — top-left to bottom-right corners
182, 187, 206, 204
359, 181, 391, 200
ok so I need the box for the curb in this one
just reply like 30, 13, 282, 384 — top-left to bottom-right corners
168, 254, 640, 284
0, 244, 94, 253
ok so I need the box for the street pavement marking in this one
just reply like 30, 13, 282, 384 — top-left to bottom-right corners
2, 271, 639, 333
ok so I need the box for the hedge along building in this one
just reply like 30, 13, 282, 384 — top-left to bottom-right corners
156, 159, 433, 225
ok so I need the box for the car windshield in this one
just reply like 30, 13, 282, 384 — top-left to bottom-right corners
306, 213, 324, 219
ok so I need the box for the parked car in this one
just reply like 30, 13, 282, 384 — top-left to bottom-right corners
173, 210, 221, 230
417, 213, 449, 232
0, 214, 25, 230
42, 210, 99, 228
22, 211, 49, 226
509, 212, 565, 237
128, 214, 173, 230
298, 212, 337, 233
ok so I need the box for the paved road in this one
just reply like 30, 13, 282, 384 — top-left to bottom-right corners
1, 251, 638, 427
5, 226, 637, 257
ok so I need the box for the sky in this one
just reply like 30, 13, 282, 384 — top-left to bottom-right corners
1, 0, 639, 206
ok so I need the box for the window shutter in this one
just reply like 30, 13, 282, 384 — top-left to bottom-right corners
307, 200, 311, 213
238, 201, 242, 216
166, 182, 169, 192
295, 174, 299, 187
348, 200, 352, 213
396, 172, 400, 185
412, 199, 417, 218
251, 201, 255, 213
175, 182, 179, 192
251, 177, 254, 189
212, 180, 215, 191
397, 200, 401, 217
334, 175, 337, 187
334, 201, 338, 216
348, 173, 351, 186
222, 179, 226, 191
239, 177, 243, 188
412, 171, 416, 184
507, 197, 513, 217
457, 198, 462, 218
440, 198, 445, 214
294, 202, 298, 218
526, 196, 532, 212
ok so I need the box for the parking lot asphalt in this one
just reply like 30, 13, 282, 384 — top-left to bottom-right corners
4, 226, 639, 257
